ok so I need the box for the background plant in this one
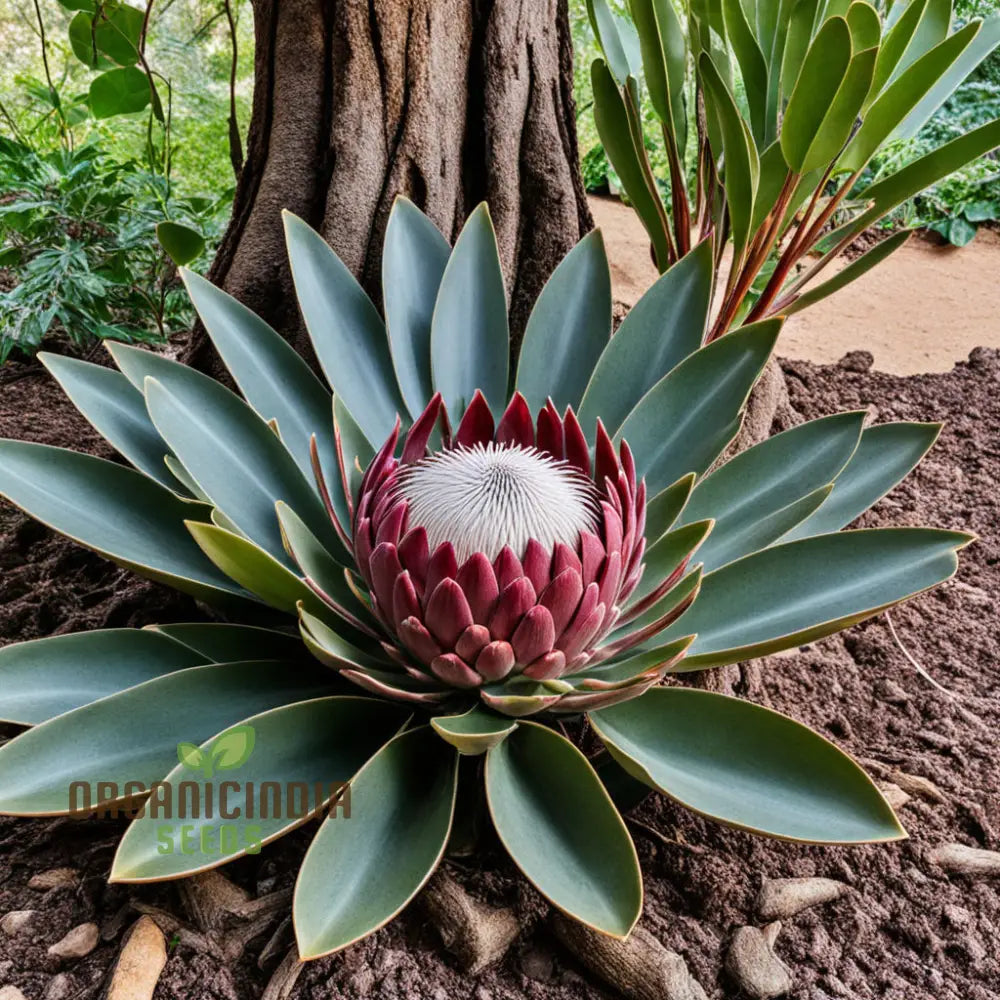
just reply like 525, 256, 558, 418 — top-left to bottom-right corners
0, 0, 250, 361
582, 0, 1000, 335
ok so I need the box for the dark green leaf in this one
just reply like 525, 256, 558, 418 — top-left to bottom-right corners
783, 421, 941, 539
486, 721, 641, 937
0, 661, 330, 815
780, 17, 854, 173
516, 230, 611, 415
578, 238, 714, 435
143, 371, 337, 565
38, 353, 182, 493
591, 687, 905, 842
0, 440, 245, 605
663, 528, 972, 667
429, 203, 509, 417
681, 412, 865, 570
616, 319, 781, 494
591, 59, 673, 271
294, 726, 458, 958
156, 222, 205, 266
283, 212, 405, 445
382, 197, 450, 417
146, 623, 305, 662
700, 53, 759, 256
89, 67, 150, 118
180, 269, 338, 509
841, 23, 979, 172
0, 629, 205, 726
111, 697, 407, 881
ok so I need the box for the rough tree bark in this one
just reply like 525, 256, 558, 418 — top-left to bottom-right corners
188, 0, 592, 372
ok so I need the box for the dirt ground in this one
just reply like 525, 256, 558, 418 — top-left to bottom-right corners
1, 221, 999, 997
590, 195, 1000, 375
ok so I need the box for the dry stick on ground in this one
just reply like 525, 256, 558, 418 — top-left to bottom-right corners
551, 913, 707, 1000
419, 870, 521, 975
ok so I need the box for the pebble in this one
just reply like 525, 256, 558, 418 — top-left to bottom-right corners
879, 783, 911, 810
876, 679, 909, 705
0, 988, 27, 1000
28, 869, 79, 891
0, 912, 34, 937
756, 877, 849, 921
47, 922, 100, 960
931, 843, 1000, 876
519, 945, 555, 982
726, 923, 793, 999
838, 350, 874, 373
44, 974, 76, 1000
106, 917, 167, 1000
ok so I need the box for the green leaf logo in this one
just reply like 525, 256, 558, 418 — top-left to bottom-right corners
176, 724, 256, 779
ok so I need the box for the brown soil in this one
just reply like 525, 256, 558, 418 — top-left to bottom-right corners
1, 348, 998, 999
590, 194, 1000, 376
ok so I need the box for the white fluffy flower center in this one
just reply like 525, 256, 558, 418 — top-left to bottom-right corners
395, 443, 600, 562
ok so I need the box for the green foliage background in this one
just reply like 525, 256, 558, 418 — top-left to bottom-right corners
0, 0, 253, 361
570, 0, 1000, 244
2, 0, 999, 363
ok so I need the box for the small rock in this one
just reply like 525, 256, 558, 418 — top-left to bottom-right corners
889, 770, 946, 803
519, 945, 555, 982
756, 877, 849, 921
949, 580, 991, 606
345, 968, 375, 995
106, 917, 167, 1000
0, 987, 28, 1000
931, 843, 1000, 876
28, 869, 79, 891
48, 922, 100, 960
838, 350, 874, 373
726, 924, 793, 999
877, 679, 909, 705
44, 974, 76, 1000
879, 783, 911, 810
943, 904, 972, 927
0, 912, 34, 937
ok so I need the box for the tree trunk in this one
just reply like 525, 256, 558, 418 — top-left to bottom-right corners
188, 0, 592, 372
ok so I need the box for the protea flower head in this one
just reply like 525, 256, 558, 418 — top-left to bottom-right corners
318, 387, 691, 716
0, 199, 971, 959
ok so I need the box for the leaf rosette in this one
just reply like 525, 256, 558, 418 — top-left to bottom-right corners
0, 199, 971, 956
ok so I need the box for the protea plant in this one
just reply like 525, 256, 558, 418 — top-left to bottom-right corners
586, 0, 1000, 337
0, 200, 970, 957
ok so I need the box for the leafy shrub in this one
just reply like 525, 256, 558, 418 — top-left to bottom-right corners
583, 0, 1000, 338
0, 135, 229, 362
859, 78, 1000, 244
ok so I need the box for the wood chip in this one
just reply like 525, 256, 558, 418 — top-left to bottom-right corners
106, 917, 168, 1000
552, 913, 707, 1000
726, 924, 793, 999
889, 770, 946, 803
930, 843, 1000, 876
756, 877, 849, 921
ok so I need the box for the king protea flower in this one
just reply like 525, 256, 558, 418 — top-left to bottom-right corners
315, 387, 692, 716
0, 200, 970, 959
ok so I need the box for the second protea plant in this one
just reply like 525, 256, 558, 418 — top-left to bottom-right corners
0, 200, 970, 957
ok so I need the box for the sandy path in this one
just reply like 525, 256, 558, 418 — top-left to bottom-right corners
590, 195, 1000, 375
